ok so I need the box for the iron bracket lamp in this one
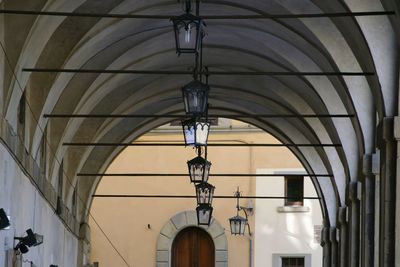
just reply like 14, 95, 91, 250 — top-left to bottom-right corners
229, 188, 252, 236
0, 208, 10, 230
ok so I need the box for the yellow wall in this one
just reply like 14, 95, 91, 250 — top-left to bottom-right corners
89, 122, 307, 267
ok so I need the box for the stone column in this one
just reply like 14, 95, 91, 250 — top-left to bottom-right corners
329, 227, 339, 267
77, 223, 91, 267
378, 118, 396, 267
347, 181, 361, 267
373, 150, 381, 267
321, 226, 332, 267
337, 207, 348, 267
361, 153, 378, 267
394, 116, 400, 267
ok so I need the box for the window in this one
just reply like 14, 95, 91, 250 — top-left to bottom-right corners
282, 257, 305, 267
56, 160, 64, 215
18, 92, 26, 125
58, 160, 64, 197
72, 188, 77, 217
285, 176, 304, 206
17, 92, 26, 141
273, 254, 310, 267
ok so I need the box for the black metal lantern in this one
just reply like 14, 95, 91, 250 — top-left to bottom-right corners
196, 204, 213, 226
187, 155, 211, 183
182, 118, 210, 146
228, 187, 252, 236
229, 215, 248, 235
172, 12, 205, 54
182, 80, 209, 116
195, 182, 215, 205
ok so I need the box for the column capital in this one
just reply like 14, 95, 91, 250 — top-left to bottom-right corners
337, 206, 348, 225
79, 222, 91, 242
347, 181, 362, 202
320, 226, 331, 247
363, 152, 380, 176
394, 116, 400, 140
362, 154, 372, 176
329, 227, 340, 243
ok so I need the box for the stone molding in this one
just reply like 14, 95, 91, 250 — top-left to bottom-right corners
156, 210, 228, 267
276, 206, 310, 213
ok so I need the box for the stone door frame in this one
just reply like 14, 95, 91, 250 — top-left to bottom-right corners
156, 210, 228, 267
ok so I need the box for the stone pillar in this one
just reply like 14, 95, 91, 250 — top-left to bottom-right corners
378, 118, 396, 267
77, 223, 91, 267
373, 151, 381, 267
321, 226, 332, 267
394, 116, 400, 266
347, 181, 361, 267
329, 227, 339, 267
361, 153, 378, 267
337, 207, 348, 267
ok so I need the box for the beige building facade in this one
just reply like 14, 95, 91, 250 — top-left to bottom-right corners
90, 120, 322, 266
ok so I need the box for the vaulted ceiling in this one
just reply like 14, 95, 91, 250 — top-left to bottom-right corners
1, 0, 399, 227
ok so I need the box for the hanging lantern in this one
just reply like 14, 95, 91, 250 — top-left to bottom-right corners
187, 156, 211, 183
229, 215, 248, 235
195, 182, 215, 205
196, 204, 213, 226
172, 12, 205, 54
182, 118, 210, 146
182, 80, 209, 116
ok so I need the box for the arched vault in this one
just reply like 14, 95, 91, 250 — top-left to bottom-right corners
2, 1, 399, 261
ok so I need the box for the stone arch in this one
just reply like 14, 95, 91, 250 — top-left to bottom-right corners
156, 210, 228, 267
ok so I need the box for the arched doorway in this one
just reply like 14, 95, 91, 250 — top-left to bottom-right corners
171, 227, 215, 267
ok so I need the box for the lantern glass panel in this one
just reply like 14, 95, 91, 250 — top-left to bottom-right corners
182, 119, 210, 146
196, 122, 209, 145
196, 204, 213, 226
240, 220, 246, 235
182, 80, 209, 115
229, 215, 247, 235
173, 14, 204, 54
187, 156, 211, 183
196, 182, 215, 205
178, 21, 198, 51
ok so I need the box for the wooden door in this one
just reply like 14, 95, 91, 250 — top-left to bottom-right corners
171, 227, 215, 267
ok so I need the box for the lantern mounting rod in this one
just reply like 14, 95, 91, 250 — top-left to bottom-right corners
64, 142, 342, 147
22, 68, 375, 76
0, 9, 394, 19
44, 113, 355, 118
91, 194, 321, 200
77, 172, 333, 177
